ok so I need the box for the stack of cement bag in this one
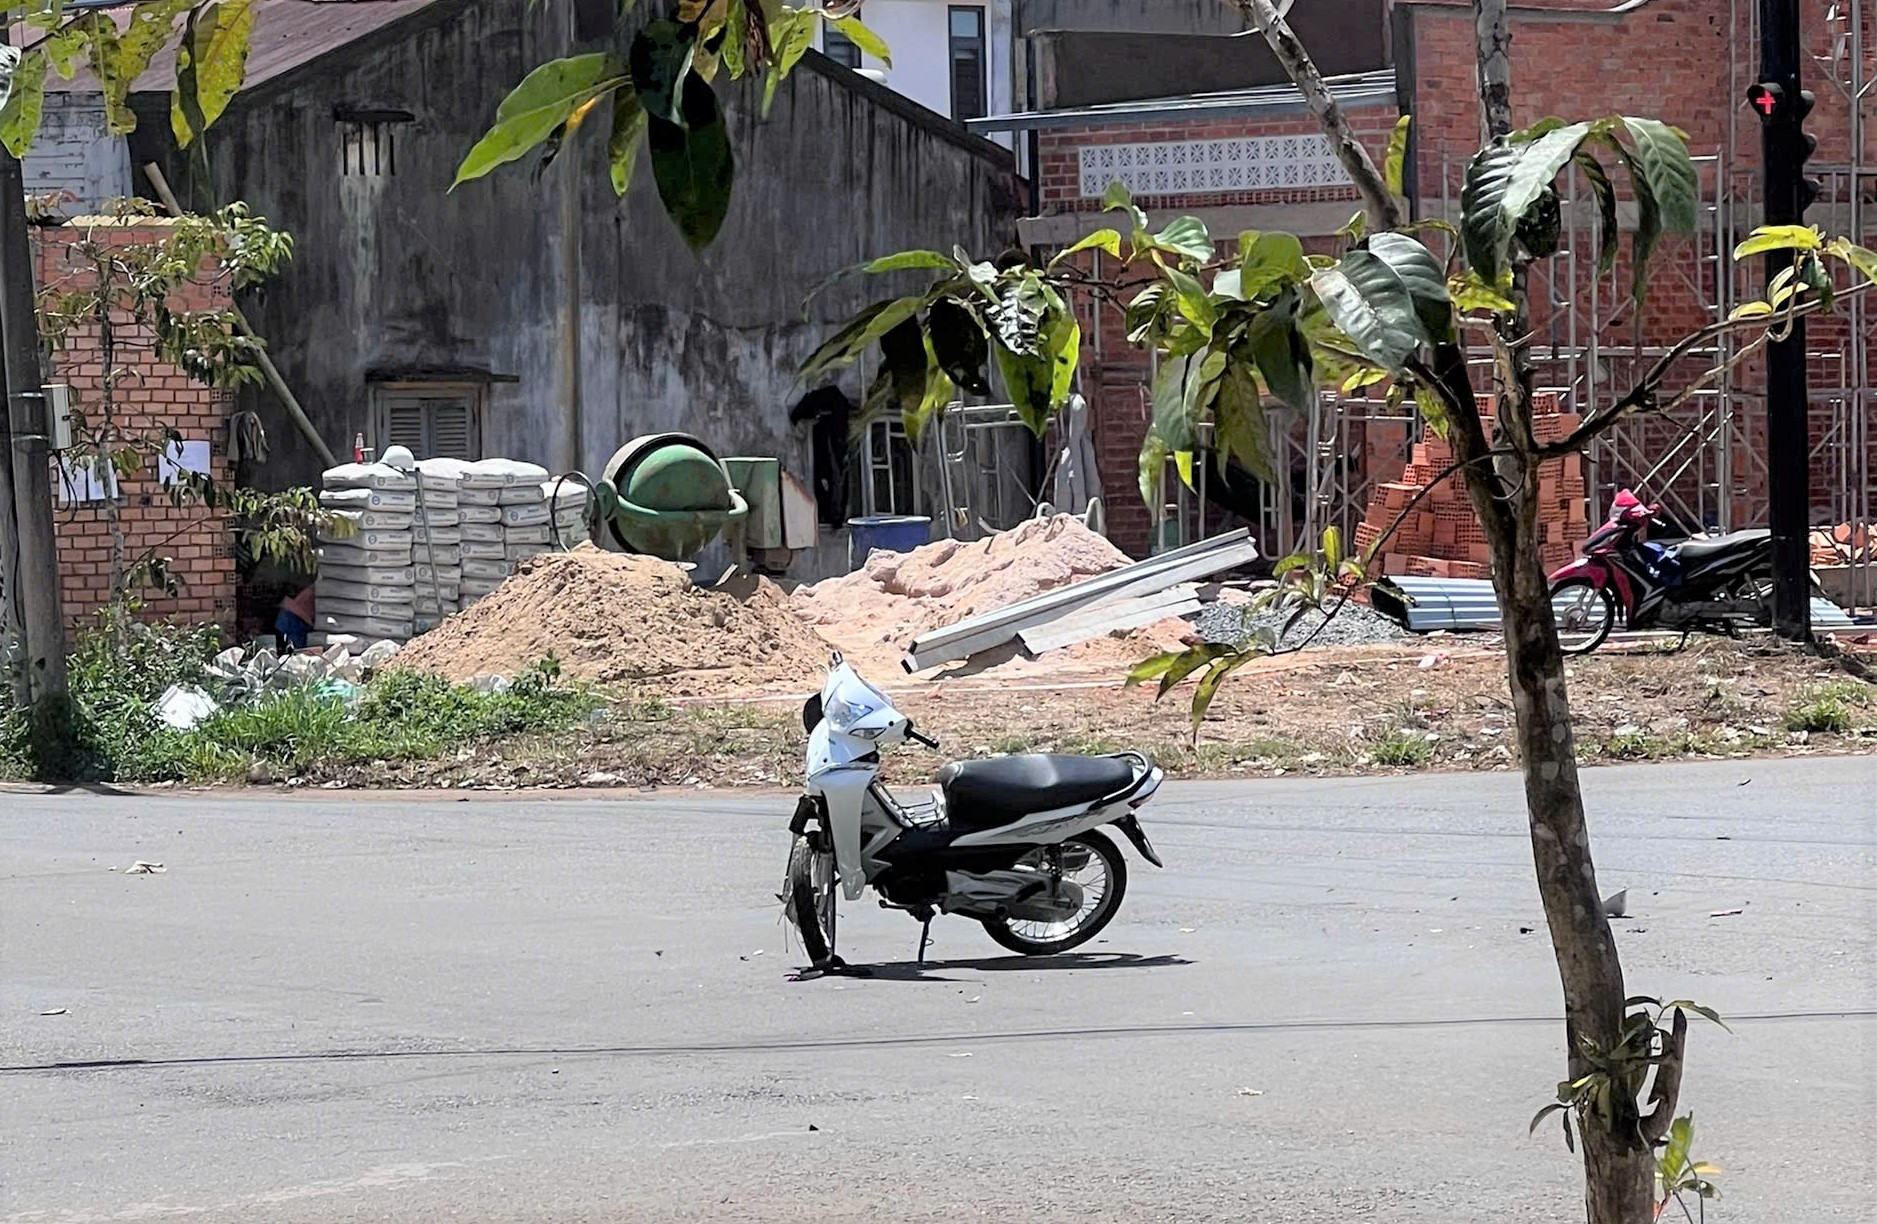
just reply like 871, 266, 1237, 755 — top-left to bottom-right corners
543, 480, 591, 548
457, 458, 549, 603
315, 463, 417, 643
411, 458, 468, 633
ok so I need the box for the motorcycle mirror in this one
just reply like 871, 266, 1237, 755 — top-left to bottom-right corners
802, 693, 823, 732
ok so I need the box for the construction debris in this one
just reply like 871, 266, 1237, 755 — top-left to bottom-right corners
396, 543, 831, 692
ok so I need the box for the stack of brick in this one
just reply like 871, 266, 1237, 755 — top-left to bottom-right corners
1811, 522, 1875, 567
1352, 393, 1589, 580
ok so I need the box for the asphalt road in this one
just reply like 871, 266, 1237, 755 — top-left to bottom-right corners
4, 756, 1874, 1223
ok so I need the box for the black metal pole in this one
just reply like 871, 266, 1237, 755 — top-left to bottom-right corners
1758, 0, 1811, 640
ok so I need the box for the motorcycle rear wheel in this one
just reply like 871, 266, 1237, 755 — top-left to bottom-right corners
982, 830, 1127, 956
786, 834, 838, 965
1551, 578, 1617, 655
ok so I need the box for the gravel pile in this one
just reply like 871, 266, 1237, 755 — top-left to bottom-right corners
1196, 596, 1409, 649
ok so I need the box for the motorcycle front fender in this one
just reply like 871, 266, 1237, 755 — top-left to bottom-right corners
809, 766, 873, 901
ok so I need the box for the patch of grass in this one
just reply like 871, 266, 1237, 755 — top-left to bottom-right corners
0, 635, 596, 784
1781, 681, 1870, 734
1596, 730, 1704, 760
1368, 728, 1434, 767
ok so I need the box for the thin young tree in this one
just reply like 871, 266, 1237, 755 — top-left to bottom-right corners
797, 12, 1872, 1223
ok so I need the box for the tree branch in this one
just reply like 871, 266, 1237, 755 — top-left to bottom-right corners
1225, 0, 1403, 230
1638, 1007, 1688, 1145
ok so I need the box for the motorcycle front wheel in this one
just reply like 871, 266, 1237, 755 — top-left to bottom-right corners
786, 834, 838, 965
982, 830, 1127, 956
1550, 578, 1617, 655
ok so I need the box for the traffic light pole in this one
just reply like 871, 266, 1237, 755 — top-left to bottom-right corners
1757, 0, 1813, 640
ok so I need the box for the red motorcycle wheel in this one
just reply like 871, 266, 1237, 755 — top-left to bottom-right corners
1550, 578, 1617, 655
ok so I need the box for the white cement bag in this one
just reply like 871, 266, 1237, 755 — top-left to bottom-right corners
500, 502, 550, 527
461, 540, 508, 560
543, 480, 587, 507
320, 614, 414, 641
320, 487, 416, 512
504, 525, 552, 545
461, 458, 549, 489
505, 542, 550, 562
455, 486, 501, 507
321, 508, 414, 534
319, 524, 412, 551
319, 563, 415, 587
318, 542, 413, 569
412, 525, 462, 546
497, 486, 547, 506
320, 596, 417, 621
317, 578, 417, 605
458, 504, 502, 523
412, 544, 460, 565
461, 557, 511, 580
460, 521, 505, 542
414, 506, 460, 525
414, 562, 461, 583
323, 462, 415, 491
414, 597, 459, 616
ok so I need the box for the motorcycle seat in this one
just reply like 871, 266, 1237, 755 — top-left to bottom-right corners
937, 754, 1139, 830
1674, 529, 1770, 565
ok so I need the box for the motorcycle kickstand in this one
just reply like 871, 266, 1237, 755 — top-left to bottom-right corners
917, 917, 933, 964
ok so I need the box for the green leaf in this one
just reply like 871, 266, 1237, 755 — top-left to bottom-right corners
1461, 140, 1520, 285
1510, 116, 1568, 144
1728, 300, 1774, 320
1181, 348, 1228, 427
607, 87, 648, 196
1152, 216, 1214, 263
1497, 121, 1593, 256
1247, 288, 1316, 413
927, 297, 990, 395
1620, 117, 1698, 236
1662, 1000, 1731, 1032
630, 20, 697, 127
170, 0, 254, 147
1450, 270, 1517, 314
873, 315, 930, 428
1734, 224, 1824, 260
0, 47, 46, 157
1310, 249, 1428, 374
1238, 231, 1308, 299
1137, 432, 1167, 507
1827, 237, 1877, 284
1211, 269, 1244, 300
861, 250, 956, 274
828, 14, 891, 65
1336, 208, 1367, 244
1045, 307, 1081, 412
1529, 1101, 1568, 1136
1151, 354, 1195, 452
648, 76, 735, 250
1155, 642, 1237, 698
762, 6, 816, 117
721, 0, 748, 76
1162, 264, 1215, 331
1412, 384, 1451, 439
1589, 131, 1663, 307
1384, 113, 1411, 198
1125, 651, 1185, 687
1212, 356, 1272, 481
44, 29, 86, 80
1049, 228, 1122, 268
994, 340, 1054, 434
1366, 232, 1453, 343
1190, 649, 1258, 730
454, 54, 629, 187
1321, 525, 1344, 572
799, 296, 923, 381
1173, 449, 1195, 489
1573, 152, 1620, 275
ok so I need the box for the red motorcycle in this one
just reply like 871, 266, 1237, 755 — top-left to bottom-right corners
1547, 490, 1775, 655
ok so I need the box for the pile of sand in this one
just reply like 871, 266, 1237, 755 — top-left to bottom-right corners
398, 543, 833, 693
792, 515, 1190, 672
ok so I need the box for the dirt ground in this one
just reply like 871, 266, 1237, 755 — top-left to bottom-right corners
290, 635, 1874, 792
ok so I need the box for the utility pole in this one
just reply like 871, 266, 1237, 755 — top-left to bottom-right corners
0, 33, 67, 704
1751, 0, 1818, 641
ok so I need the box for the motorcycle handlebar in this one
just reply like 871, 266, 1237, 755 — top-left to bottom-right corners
906, 724, 940, 750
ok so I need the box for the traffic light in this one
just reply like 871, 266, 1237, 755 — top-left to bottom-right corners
1746, 81, 1821, 217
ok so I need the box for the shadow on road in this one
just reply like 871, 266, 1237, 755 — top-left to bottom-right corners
850, 951, 1192, 982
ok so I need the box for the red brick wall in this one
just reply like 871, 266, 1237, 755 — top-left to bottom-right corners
36, 222, 236, 629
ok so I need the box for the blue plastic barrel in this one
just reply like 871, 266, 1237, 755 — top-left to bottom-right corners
847, 514, 932, 567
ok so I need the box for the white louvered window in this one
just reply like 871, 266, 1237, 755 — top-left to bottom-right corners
373, 384, 482, 460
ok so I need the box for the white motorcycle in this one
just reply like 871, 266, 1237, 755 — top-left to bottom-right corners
784, 655, 1164, 973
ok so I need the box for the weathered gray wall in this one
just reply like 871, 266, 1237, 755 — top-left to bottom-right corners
136, 0, 1018, 492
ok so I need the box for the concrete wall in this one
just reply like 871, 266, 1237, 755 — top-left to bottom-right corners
22, 94, 131, 212
133, 0, 1019, 504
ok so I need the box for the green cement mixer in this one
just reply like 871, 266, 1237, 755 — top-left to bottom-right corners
587, 433, 749, 562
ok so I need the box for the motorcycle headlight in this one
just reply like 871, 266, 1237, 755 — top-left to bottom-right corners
824, 697, 882, 737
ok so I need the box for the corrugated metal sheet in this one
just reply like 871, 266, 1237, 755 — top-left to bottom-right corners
39, 0, 437, 94
1372, 576, 1859, 633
